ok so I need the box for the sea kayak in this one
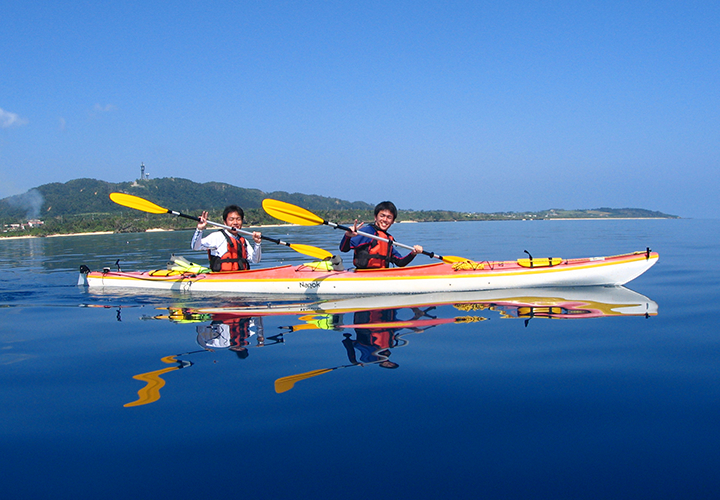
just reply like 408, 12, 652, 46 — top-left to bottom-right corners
80, 249, 658, 296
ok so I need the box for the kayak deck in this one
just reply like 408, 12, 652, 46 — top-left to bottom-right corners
80, 250, 659, 296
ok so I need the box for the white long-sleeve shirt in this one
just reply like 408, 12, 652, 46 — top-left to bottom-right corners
191, 229, 261, 264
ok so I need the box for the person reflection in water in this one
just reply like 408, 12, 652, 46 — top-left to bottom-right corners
342, 308, 428, 369
196, 316, 264, 359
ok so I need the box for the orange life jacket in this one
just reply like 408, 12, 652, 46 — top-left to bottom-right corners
364, 227, 394, 269
209, 231, 249, 272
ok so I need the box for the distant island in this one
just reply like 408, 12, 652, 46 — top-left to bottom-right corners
0, 177, 680, 238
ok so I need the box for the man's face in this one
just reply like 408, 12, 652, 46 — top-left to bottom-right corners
225, 211, 243, 231
374, 209, 394, 231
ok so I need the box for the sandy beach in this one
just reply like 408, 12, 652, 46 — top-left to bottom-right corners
0, 231, 114, 241
546, 217, 670, 221
0, 223, 304, 241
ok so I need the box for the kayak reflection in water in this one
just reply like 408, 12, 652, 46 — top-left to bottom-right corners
196, 316, 265, 359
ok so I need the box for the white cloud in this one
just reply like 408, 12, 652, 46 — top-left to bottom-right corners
0, 108, 28, 128
93, 103, 117, 113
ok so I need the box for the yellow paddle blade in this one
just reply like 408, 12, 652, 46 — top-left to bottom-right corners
110, 192, 169, 214
289, 243, 333, 260
274, 368, 333, 393
263, 199, 325, 226
441, 255, 473, 264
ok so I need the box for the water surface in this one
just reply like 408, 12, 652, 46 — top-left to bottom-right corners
1, 219, 718, 499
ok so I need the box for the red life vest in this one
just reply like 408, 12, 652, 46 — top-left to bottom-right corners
365, 227, 394, 269
209, 231, 249, 272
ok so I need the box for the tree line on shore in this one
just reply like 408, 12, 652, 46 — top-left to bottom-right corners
1, 177, 679, 238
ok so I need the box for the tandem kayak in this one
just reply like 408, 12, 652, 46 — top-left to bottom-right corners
80, 249, 658, 296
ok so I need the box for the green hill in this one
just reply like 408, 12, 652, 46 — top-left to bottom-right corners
0, 177, 680, 237
0, 177, 372, 220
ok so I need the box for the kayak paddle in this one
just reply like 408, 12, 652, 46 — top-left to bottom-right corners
262, 198, 470, 264
110, 193, 333, 260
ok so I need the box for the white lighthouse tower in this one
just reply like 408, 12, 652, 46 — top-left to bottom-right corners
140, 163, 149, 180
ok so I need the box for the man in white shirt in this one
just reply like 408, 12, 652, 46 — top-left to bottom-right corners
191, 205, 262, 272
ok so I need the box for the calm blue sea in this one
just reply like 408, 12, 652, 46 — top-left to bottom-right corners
1, 219, 718, 499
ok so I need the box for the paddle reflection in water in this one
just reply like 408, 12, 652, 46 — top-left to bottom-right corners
124, 352, 198, 407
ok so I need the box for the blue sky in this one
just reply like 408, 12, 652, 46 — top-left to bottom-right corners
2, 1, 718, 218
